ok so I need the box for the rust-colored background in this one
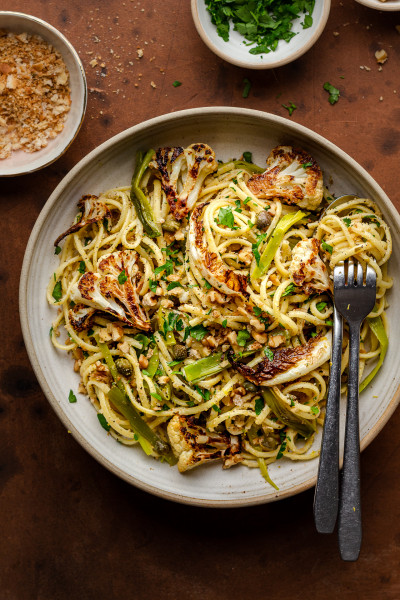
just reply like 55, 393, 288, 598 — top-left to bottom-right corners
2, 1, 400, 598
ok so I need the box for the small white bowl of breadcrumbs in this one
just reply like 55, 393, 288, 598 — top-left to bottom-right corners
0, 12, 87, 177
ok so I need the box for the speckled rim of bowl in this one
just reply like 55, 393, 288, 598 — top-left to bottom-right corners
190, 0, 331, 69
19, 107, 400, 507
0, 11, 87, 177
354, 0, 400, 10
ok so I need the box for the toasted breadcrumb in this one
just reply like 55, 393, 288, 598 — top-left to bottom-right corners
0, 30, 71, 159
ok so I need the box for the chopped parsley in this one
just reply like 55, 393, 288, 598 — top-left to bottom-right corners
276, 434, 287, 459
172, 80, 182, 87
189, 324, 209, 341
54, 245, 62, 255
205, 0, 315, 55
303, 161, 313, 168
222, 319, 228, 328
149, 278, 157, 293
311, 406, 319, 415
203, 279, 212, 290
195, 385, 211, 401
212, 404, 221, 413
255, 397, 264, 416
325, 320, 333, 326
78, 261, 86, 274
218, 206, 235, 229
282, 101, 297, 116
316, 301, 327, 312
252, 232, 267, 266
253, 306, 262, 317
237, 330, 251, 346
150, 392, 163, 402
323, 81, 340, 105
68, 390, 77, 403
52, 281, 62, 302
243, 196, 251, 205
97, 413, 111, 431
167, 281, 184, 291
281, 282, 295, 297
242, 77, 251, 98
154, 260, 174, 276
234, 199, 242, 213
118, 270, 127, 284
264, 347, 274, 361
321, 241, 333, 254
343, 217, 351, 228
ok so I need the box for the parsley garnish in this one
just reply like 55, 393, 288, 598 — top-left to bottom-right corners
281, 283, 295, 297
97, 413, 111, 431
276, 433, 287, 459
323, 82, 340, 105
118, 270, 127, 284
222, 319, 227, 328
189, 324, 209, 341
52, 281, 62, 302
265, 347, 274, 361
311, 406, 319, 415
218, 206, 235, 229
234, 199, 242, 213
203, 279, 212, 290
237, 330, 251, 346
253, 306, 262, 317
149, 278, 157, 293
316, 301, 327, 312
303, 161, 313, 168
343, 217, 351, 227
252, 232, 267, 266
172, 80, 182, 87
195, 385, 211, 401
54, 245, 62, 255
243, 197, 251, 205
154, 260, 173, 276
242, 77, 251, 98
167, 281, 183, 291
68, 390, 77, 403
212, 404, 221, 413
321, 241, 333, 254
325, 320, 333, 326
282, 101, 297, 116
150, 392, 163, 402
255, 397, 264, 416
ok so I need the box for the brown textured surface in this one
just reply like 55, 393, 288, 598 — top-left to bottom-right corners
2, 1, 400, 598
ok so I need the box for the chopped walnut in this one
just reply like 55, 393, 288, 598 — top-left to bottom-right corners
142, 291, 158, 307
249, 318, 265, 333
237, 247, 253, 266
268, 334, 286, 348
202, 335, 219, 349
252, 331, 268, 344
375, 49, 388, 64
206, 290, 229, 304
139, 355, 149, 369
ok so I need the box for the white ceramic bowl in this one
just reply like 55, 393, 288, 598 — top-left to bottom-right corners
191, 0, 331, 69
354, 0, 400, 10
20, 107, 400, 507
0, 12, 87, 177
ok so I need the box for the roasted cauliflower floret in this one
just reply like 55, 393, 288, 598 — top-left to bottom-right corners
289, 238, 331, 294
54, 194, 111, 246
227, 332, 332, 387
68, 302, 96, 332
167, 415, 241, 472
150, 143, 218, 221
247, 146, 323, 211
70, 250, 151, 330
188, 202, 249, 297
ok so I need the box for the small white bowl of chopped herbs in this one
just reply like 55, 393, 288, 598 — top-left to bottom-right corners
191, 0, 331, 69
0, 11, 87, 177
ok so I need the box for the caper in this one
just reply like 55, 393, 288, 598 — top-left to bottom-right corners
243, 381, 259, 393
115, 357, 133, 378
261, 436, 277, 450
256, 210, 272, 230
172, 344, 188, 361
163, 214, 180, 232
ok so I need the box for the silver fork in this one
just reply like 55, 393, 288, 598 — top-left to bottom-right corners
334, 260, 376, 560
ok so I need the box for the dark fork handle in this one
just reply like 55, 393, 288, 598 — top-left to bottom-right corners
314, 306, 343, 533
338, 320, 362, 561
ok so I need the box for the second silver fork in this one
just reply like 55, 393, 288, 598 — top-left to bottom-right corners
314, 259, 377, 561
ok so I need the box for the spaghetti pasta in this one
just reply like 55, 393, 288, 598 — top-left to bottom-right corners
48, 143, 392, 486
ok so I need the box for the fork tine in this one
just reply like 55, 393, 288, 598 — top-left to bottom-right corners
334, 262, 345, 287
347, 259, 355, 286
366, 265, 377, 288
356, 262, 364, 287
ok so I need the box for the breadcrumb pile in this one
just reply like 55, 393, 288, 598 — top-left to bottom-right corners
0, 30, 71, 159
